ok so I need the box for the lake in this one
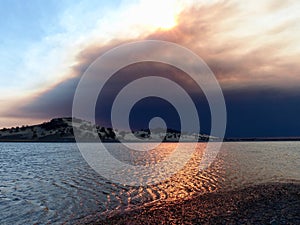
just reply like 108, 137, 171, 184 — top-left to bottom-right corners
0, 142, 299, 224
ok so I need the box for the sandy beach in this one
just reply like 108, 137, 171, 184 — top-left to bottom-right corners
77, 183, 300, 225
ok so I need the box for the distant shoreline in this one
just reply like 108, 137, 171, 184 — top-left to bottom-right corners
1, 138, 300, 143
2, 117, 300, 143
225, 137, 300, 142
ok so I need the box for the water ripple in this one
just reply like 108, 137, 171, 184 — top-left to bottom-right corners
0, 142, 299, 224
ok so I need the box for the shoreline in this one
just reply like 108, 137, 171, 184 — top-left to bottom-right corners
76, 182, 300, 225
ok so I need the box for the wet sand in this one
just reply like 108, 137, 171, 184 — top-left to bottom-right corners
78, 183, 300, 225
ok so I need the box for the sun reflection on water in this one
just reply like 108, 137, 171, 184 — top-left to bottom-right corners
105, 143, 226, 213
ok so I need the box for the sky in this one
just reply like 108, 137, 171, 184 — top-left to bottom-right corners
0, 0, 300, 137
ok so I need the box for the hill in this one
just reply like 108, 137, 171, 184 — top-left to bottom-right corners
0, 117, 215, 142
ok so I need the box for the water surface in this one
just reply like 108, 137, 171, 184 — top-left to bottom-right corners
0, 142, 299, 224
